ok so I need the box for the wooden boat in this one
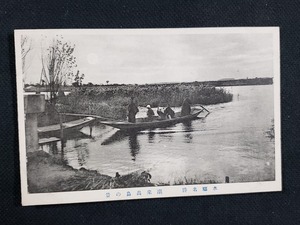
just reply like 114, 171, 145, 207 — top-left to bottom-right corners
37, 117, 95, 136
100, 109, 206, 131
38, 137, 60, 145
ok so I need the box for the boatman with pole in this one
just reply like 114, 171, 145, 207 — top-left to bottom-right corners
181, 98, 192, 116
128, 97, 139, 123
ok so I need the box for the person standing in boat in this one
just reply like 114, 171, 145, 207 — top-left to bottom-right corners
164, 104, 175, 119
128, 97, 139, 123
146, 105, 155, 120
181, 98, 192, 116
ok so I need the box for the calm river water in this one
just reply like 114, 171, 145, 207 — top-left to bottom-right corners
43, 85, 275, 184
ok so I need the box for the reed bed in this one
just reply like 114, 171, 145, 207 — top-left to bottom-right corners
173, 177, 219, 185
57, 83, 233, 120
265, 119, 275, 140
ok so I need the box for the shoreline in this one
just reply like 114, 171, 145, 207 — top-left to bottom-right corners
27, 151, 221, 194
27, 151, 156, 193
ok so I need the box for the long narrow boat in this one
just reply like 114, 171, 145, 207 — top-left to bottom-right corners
37, 117, 95, 136
100, 110, 206, 131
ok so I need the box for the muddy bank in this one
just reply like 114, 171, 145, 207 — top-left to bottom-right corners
27, 151, 155, 193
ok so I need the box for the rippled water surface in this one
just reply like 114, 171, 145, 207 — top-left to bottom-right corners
43, 85, 275, 184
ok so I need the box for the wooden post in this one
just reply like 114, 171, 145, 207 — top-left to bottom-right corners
24, 95, 45, 153
225, 176, 230, 183
59, 114, 64, 140
59, 113, 64, 155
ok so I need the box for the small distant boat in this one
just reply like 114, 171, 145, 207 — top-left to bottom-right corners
37, 117, 95, 136
100, 110, 207, 131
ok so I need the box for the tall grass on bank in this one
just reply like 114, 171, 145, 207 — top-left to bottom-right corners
56, 84, 233, 120
173, 176, 219, 185
265, 119, 275, 140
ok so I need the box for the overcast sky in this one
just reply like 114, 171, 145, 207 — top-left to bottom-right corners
23, 32, 274, 85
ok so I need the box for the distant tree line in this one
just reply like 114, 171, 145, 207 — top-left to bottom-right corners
25, 77, 273, 90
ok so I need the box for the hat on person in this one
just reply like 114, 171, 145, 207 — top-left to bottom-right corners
146, 105, 151, 108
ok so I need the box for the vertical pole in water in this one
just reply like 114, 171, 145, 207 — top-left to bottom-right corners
89, 125, 93, 137
225, 176, 230, 183
59, 113, 64, 159
88, 100, 91, 115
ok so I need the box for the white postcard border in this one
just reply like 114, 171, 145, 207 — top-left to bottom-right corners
14, 27, 281, 206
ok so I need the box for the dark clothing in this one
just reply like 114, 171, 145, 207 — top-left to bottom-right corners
128, 114, 136, 123
157, 109, 166, 119
181, 98, 191, 116
147, 108, 155, 118
164, 107, 175, 119
128, 102, 139, 123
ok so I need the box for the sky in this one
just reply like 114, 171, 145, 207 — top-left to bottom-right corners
22, 31, 274, 85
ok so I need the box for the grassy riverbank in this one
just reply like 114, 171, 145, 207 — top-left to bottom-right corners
56, 83, 232, 120
173, 177, 218, 185
27, 151, 222, 192
27, 151, 155, 193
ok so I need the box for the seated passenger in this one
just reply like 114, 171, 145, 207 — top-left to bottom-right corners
146, 105, 155, 120
157, 107, 166, 119
164, 105, 175, 119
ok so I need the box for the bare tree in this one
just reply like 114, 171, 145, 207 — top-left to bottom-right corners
40, 35, 77, 103
21, 35, 33, 86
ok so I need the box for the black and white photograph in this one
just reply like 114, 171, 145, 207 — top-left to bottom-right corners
15, 28, 281, 205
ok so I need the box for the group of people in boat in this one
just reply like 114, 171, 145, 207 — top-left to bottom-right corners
127, 97, 192, 123
146, 104, 175, 120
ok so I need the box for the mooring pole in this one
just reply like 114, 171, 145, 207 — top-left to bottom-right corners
225, 176, 230, 183
89, 125, 93, 137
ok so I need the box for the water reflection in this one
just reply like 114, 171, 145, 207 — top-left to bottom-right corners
101, 130, 128, 145
50, 141, 59, 154
148, 131, 155, 143
183, 121, 193, 131
184, 133, 193, 143
157, 131, 174, 142
40, 141, 60, 155
182, 121, 193, 143
128, 133, 140, 161
76, 144, 89, 167
101, 130, 141, 160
